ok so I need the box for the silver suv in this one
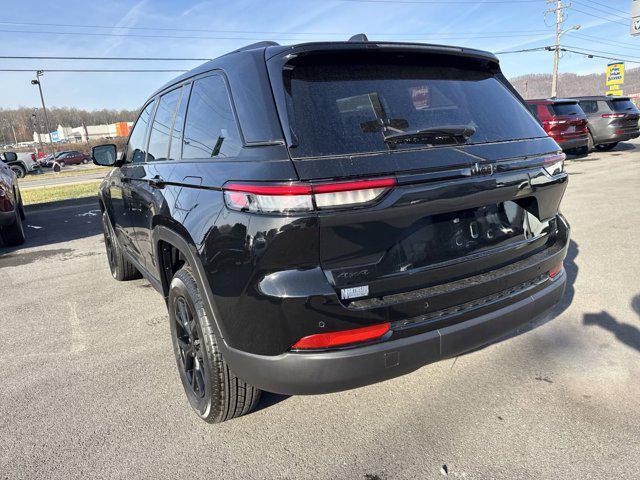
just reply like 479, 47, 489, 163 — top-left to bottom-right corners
576, 96, 640, 151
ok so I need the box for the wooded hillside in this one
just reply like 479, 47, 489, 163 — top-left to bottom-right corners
510, 67, 640, 99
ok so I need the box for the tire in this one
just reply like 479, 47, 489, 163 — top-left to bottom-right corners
587, 132, 594, 152
595, 142, 618, 152
82, 158, 89, 164
101, 211, 141, 281
10, 164, 26, 179
169, 266, 261, 423
16, 188, 25, 220
576, 145, 589, 156
58, 160, 66, 167
0, 204, 25, 246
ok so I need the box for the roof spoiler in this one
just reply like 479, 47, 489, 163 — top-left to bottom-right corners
348, 33, 369, 42
230, 41, 280, 54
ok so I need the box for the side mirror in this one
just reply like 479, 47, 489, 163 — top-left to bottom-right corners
2, 152, 17, 162
92, 144, 118, 166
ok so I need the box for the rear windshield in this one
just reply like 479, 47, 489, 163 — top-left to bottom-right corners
549, 103, 582, 116
610, 99, 639, 112
284, 55, 546, 158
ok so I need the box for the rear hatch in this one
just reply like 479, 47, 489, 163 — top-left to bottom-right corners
608, 98, 640, 133
545, 102, 588, 141
267, 44, 566, 310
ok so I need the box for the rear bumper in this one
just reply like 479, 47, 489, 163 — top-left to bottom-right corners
597, 128, 640, 144
556, 136, 588, 151
221, 273, 566, 395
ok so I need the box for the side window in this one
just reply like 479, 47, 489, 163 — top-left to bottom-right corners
182, 75, 242, 159
125, 100, 155, 164
168, 84, 190, 161
579, 101, 596, 114
147, 88, 182, 162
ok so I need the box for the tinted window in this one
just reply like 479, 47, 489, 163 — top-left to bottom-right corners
597, 101, 611, 112
182, 75, 242, 159
285, 56, 546, 158
610, 99, 639, 112
579, 100, 598, 114
125, 101, 155, 164
169, 84, 190, 161
549, 103, 582, 116
147, 88, 182, 162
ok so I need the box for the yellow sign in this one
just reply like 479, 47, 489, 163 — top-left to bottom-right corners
607, 90, 624, 97
606, 62, 625, 86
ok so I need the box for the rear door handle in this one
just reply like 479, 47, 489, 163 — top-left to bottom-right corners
121, 176, 131, 183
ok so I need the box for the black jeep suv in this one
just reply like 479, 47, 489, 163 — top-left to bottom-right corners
93, 39, 570, 423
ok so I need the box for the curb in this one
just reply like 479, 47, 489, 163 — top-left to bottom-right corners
24, 196, 99, 213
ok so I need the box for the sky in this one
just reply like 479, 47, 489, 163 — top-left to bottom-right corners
0, 0, 636, 110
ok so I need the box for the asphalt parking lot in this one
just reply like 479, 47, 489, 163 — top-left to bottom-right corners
1, 142, 639, 479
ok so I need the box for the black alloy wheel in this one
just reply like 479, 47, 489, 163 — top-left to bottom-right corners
102, 213, 118, 277
168, 266, 261, 422
173, 297, 206, 399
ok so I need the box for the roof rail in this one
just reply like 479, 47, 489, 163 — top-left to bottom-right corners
348, 33, 369, 42
229, 41, 280, 54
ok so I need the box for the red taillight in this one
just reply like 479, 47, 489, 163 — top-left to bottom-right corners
224, 177, 396, 214
549, 263, 563, 279
225, 183, 312, 196
602, 113, 625, 118
291, 322, 391, 350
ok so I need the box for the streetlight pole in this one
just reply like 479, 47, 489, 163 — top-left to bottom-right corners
32, 112, 44, 154
31, 70, 55, 153
547, 0, 580, 98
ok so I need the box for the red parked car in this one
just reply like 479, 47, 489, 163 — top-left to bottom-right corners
42, 150, 91, 168
0, 152, 26, 246
526, 98, 589, 155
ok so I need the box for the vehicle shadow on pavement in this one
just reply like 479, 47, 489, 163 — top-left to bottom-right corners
582, 294, 640, 354
0, 198, 101, 256
253, 392, 291, 413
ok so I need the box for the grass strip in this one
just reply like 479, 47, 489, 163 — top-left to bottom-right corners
21, 181, 102, 205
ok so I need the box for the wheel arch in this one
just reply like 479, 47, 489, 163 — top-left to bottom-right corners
153, 224, 226, 342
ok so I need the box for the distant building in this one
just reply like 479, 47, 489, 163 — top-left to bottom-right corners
33, 121, 133, 144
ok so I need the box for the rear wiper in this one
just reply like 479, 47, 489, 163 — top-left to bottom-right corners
383, 125, 476, 146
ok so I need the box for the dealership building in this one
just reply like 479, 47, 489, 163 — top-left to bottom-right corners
33, 121, 133, 144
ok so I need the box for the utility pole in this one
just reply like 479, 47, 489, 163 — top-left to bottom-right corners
32, 112, 44, 154
8, 122, 18, 145
547, 1, 580, 98
31, 70, 55, 153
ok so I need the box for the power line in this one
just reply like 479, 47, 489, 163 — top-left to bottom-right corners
339, 0, 540, 3
571, 7, 628, 26
0, 20, 550, 36
0, 55, 210, 61
577, 0, 630, 15
570, 32, 640, 51
560, 47, 640, 64
495, 46, 552, 54
0, 69, 189, 72
571, 0, 631, 21
561, 44, 640, 61
0, 28, 555, 42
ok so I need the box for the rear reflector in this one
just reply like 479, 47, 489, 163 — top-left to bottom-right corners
549, 263, 563, 279
224, 177, 396, 214
291, 322, 391, 350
